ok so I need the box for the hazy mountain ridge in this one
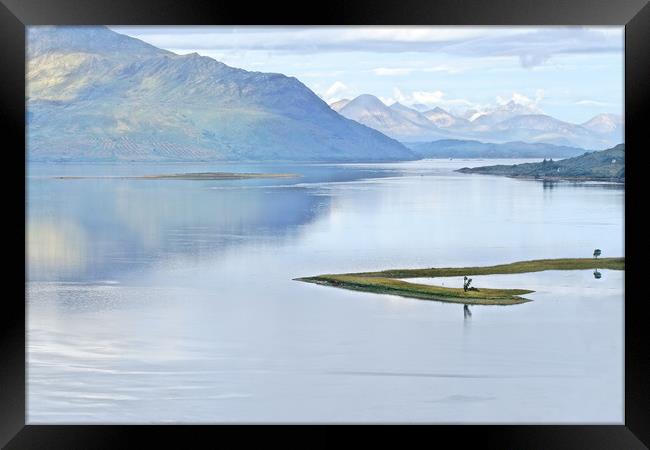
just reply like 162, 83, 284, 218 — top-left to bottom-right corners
28, 26, 415, 162
457, 144, 625, 181
406, 139, 587, 159
331, 95, 623, 150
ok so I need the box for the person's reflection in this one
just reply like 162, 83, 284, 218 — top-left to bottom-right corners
593, 269, 602, 279
463, 304, 472, 319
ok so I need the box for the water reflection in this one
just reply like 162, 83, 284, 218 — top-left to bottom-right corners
27, 219, 88, 277
27, 180, 331, 281
463, 304, 472, 319
540, 179, 624, 191
26, 163, 412, 282
542, 180, 557, 190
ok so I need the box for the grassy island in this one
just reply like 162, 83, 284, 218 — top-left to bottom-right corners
295, 257, 624, 306
54, 172, 299, 180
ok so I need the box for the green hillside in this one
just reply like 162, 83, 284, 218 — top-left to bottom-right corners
457, 144, 624, 182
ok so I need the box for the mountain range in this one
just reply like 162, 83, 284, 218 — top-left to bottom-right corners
333, 95, 623, 150
27, 26, 415, 162
333, 95, 450, 142
27, 26, 623, 163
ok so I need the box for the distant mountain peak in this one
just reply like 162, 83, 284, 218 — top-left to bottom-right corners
422, 106, 466, 129
582, 113, 623, 134
350, 94, 387, 108
329, 98, 351, 112
500, 99, 541, 114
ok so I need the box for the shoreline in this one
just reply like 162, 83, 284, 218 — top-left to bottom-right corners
51, 172, 300, 180
456, 170, 624, 184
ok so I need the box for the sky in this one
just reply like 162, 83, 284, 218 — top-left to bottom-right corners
111, 26, 623, 124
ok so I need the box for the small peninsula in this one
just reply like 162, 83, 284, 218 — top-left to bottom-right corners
53, 172, 299, 180
456, 144, 624, 182
295, 257, 624, 306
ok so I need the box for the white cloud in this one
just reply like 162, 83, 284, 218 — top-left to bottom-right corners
373, 64, 467, 76
387, 88, 479, 112
105, 26, 622, 121
322, 81, 355, 103
299, 70, 346, 78
372, 67, 413, 76
519, 53, 551, 68
382, 89, 550, 116
324, 81, 348, 97
339, 27, 488, 43
112, 26, 622, 65
411, 90, 446, 105
392, 87, 408, 104
421, 64, 464, 74
378, 96, 396, 105
443, 27, 623, 68
496, 90, 544, 110
330, 86, 554, 118
576, 99, 609, 107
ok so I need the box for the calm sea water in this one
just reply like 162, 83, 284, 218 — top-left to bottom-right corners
26, 159, 624, 423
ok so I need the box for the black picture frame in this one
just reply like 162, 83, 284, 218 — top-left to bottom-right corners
2, 0, 648, 447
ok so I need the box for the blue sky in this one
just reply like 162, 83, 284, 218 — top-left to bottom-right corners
111, 26, 623, 123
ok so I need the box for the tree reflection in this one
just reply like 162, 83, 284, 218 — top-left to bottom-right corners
542, 179, 557, 190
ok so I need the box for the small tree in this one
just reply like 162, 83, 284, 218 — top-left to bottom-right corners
593, 249, 602, 259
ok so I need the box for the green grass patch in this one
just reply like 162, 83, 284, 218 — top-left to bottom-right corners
349, 257, 624, 278
294, 257, 624, 306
